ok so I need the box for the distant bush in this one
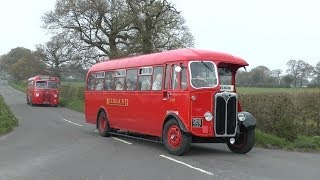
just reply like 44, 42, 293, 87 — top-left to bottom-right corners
240, 92, 320, 140
59, 85, 84, 100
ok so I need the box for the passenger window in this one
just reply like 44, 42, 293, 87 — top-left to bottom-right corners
104, 72, 114, 90
126, 69, 137, 91
138, 67, 152, 90
114, 69, 126, 90
139, 76, 151, 90
152, 67, 163, 91
87, 74, 95, 90
94, 72, 105, 91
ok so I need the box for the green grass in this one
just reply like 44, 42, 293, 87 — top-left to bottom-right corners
237, 87, 320, 94
255, 129, 320, 152
59, 98, 84, 112
8, 80, 25, 92
0, 95, 19, 135
61, 81, 85, 87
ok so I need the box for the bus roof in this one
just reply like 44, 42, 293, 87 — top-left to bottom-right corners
89, 48, 249, 72
27, 75, 60, 82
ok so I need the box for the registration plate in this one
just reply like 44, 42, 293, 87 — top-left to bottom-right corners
192, 118, 203, 128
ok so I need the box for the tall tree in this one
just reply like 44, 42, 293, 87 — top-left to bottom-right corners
299, 62, 313, 87
313, 61, 320, 86
0, 47, 45, 81
42, 0, 194, 61
0, 47, 34, 71
271, 69, 282, 85
286, 60, 304, 87
36, 34, 94, 78
126, 0, 194, 54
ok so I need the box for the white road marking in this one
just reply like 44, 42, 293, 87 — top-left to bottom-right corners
160, 155, 214, 176
63, 118, 83, 127
112, 137, 132, 145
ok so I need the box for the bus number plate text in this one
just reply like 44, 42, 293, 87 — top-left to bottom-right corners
192, 118, 203, 128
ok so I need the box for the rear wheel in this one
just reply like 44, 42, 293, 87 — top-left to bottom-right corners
227, 125, 255, 154
163, 119, 191, 156
97, 111, 110, 137
26, 96, 29, 104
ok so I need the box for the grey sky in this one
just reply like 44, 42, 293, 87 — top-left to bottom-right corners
1, 0, 319, 72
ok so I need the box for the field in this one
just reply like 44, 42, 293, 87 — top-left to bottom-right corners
237, 87, 320, 94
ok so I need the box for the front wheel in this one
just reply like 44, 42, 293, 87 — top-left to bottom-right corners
227, 125, 255, 154
97, 111, 110, 137
162, 119, 191, 156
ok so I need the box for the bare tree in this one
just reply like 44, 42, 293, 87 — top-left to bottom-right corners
126, 0, 194, 54
42, 0, 194, 61
299, 62, 313, 87
313, 61, 320, 86
272, 69, 282, 85
286, 60, 304, 87
36, 34, 92, 78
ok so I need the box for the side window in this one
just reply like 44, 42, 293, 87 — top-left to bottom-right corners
126, 69, 137, 91
87, 73, 95, 91
138, 67, 152, 90
152, 66, 163, 91
94, 72, 105, 91
104, 72, 114, 90
171, 64, 179, 90
164, 65, 171, 90
115, 69, 126, 90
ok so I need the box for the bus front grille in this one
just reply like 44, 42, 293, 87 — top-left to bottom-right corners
214, 92, 237, 137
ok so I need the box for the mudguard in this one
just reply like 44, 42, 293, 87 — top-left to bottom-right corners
165, 113, 189, 133
240, 111, 256, 130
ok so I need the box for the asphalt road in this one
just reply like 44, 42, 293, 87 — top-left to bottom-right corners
0, 84, 320, 180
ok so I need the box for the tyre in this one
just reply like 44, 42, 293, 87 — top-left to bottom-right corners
26, 96, 29, 104
227, 125, 255, 154
97, 111, 110, 137
162, 119, 191, 156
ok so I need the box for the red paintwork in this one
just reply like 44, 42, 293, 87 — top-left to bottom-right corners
26, 75, 60, 106
85, 48, 249, 138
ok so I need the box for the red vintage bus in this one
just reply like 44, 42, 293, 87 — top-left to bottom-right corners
85, 48, 256, 155
26, 75, 60, 106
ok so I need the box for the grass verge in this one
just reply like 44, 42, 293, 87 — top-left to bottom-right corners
0, 95, 19, 135
59, 98, 84, 112
256, 129, 320, 152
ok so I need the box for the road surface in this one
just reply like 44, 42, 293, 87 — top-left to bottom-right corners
0, 84, 319, 180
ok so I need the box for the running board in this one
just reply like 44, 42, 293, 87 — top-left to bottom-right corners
109, 131, 162, 144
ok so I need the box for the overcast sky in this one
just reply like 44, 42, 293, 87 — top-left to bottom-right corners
1, 0, 319, 71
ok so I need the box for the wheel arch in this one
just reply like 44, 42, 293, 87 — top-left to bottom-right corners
162, 113, 189, 140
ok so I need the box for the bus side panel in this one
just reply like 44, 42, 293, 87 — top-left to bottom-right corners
127, 92, 165, 136
85, 91, 98, 124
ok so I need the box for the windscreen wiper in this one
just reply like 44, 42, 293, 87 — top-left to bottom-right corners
200, 61, 214, 72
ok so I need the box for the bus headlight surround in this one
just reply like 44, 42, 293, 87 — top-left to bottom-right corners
238, 112, 246, 122
35, 93, 40, 97
204, 112, 213, 121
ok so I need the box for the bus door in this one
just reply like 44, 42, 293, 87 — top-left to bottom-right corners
162, 63, 189, 123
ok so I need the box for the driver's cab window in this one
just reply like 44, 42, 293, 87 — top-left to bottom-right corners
190, 61, 217, 88
218, 67, 232, 85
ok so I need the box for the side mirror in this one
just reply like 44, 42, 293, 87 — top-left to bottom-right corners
175, 66, 182, 72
